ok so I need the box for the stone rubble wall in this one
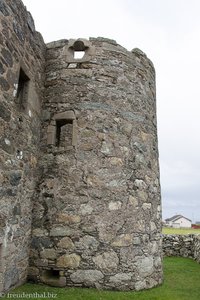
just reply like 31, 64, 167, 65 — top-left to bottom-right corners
162, 234, 200, 263
29, 37, 163, 291
1, 0, 163, 293
193, 235, 200, 263
0, 0, 46, 292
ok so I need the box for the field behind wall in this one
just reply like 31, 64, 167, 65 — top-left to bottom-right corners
162, 227, 200, 234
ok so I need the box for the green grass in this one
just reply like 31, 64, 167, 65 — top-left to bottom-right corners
2, 257, 200, 300
162, 227, 200, 234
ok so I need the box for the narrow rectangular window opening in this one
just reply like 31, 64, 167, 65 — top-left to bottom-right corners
74, 51, 85, 59
17, 68, 30, 110
56, 119, 73, 147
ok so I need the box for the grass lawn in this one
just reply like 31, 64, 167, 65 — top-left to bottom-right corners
162, 227, 200, 234
2, 257, 200, 300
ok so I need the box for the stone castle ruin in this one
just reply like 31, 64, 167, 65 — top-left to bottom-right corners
0, 0, 162, 292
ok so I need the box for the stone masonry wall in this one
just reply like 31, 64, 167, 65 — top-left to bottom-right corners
1, 0, 163, 292
163, 234, 200, 263
0, 0, 45, 292
29, 38, 163, 291
194, 235, 200, 263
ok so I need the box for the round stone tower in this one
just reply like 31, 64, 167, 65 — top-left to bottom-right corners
29, 37, 162, 291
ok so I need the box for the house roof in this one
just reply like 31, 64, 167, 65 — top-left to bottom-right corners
165, 214, 192, 222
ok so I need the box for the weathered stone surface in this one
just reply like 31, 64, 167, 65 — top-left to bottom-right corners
79, 204, 93, 215
57, 213, 81, 224
137, 191, 148, 202
32, 229, 49, 237
93, 251, 119, 272
111, 234, 133, 247
31, 237, 53, 250
137, 257, 154, 277
109, 272, 133, 284
109, 157, 123, 166
0, 77, 10, 90
1, 48, 13, 67
56, 254, 81, 268
40, 249, 57, 260
120, 246, 141, 268
194, 235, 200, 263
28, 267, 39, 276
0, 102, 11, 121
108, 201, 122, 210
0, 1, 10, 16
9, 171, 22, 186
57, 237, 74, 249
50, 226, 72, 236
4, 268, 19, 291
132, 237, 141, 245
75, 235, 99, 254
27, 12, 35, 32
135, 280, 147, 291
0, 0, 46, 293
128, 195, 138, 207
13, 20, 25, 42
0, 61, 5, 74
134, 179, 147, 190
34, 259, 48, 267
70, 270, 103, 283
0, 0, 162, 292
142, 203, 151, 210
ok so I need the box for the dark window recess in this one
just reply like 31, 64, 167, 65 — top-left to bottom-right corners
56, 119, 73, 147
17, 68, 30, 110
73, 40, 86, 59
43, 269, 60, 280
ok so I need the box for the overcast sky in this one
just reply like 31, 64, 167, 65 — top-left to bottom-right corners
22, 0, 200, 222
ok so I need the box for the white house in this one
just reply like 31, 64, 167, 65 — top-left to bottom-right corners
165, 215, 192, 228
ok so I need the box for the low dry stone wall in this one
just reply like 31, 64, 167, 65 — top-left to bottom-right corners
194, 236, 200, 263
162, 234, 200, 263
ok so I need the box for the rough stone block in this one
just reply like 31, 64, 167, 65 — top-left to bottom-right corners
50, 226, 72, 237
40, 249, 57, 260
56, 254, 81, 269
111, 234, 133, 247
70, 270, 103, 283
57, 237, 74, 249
93, 251, 119, 273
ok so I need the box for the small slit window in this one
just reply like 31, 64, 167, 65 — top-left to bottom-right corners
56, 119, 73, 147
17, 68, 30, 110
